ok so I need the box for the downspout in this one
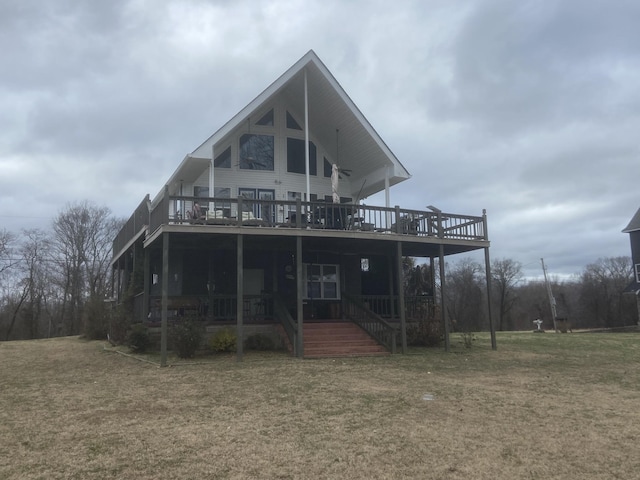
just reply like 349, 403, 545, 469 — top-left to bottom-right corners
304, 68, 310, 203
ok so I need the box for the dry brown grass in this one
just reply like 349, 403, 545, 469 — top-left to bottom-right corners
1, 331, 639, 479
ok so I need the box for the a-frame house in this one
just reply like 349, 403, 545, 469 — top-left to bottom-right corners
111, 50, 495, 361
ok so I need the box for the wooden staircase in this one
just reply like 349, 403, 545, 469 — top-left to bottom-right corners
302, 321, 390, 358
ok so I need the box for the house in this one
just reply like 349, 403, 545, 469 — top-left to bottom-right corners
622, 207, 640, 323
111, 50, 495, 363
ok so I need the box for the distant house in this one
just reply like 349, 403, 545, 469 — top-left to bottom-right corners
111, 50, 494, 361
622, 208, 640, 322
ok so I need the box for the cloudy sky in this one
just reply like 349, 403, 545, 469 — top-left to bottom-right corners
1, 0, 639, 279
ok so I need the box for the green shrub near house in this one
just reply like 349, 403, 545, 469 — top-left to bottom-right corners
209, 328, 237, 353
171, 317, 203, 358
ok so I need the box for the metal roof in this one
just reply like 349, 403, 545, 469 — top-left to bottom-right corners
622, 207, 640, 233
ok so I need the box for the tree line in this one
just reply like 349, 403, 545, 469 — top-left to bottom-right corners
404, 256, 638, 332
0, 202, 123, 341
1, 201, 636, 341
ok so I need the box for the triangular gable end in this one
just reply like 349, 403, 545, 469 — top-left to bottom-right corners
189, 50, 410, 198
622, 207, 640, 233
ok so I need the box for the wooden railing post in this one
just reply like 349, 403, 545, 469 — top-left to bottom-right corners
237, 196, 244, 227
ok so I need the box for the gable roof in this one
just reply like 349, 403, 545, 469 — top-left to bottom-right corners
622, 207, 640, 233
179, 50, 410, 199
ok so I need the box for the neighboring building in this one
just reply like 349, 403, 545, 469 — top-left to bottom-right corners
622, 207, 640, 323
111, 50, 494, 360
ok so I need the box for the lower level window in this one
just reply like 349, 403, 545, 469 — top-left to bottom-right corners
304, 264, 339, 299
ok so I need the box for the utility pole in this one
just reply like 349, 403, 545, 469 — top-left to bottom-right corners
541, 258, 557, 332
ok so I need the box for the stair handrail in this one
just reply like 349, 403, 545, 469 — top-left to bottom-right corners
342, 293, 397, 354
273, 292, 298, 356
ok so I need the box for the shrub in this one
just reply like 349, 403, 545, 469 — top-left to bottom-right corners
244, 333, 276, 351
109, 304, 132, 345
83, 295, 110, 340
128, 323, 151, 353
459, 332, 477, 349
171, 317, 203, 358
210, 328, 237, 353
406, 306, 443, 347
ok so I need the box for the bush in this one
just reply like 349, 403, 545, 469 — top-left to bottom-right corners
109, 304, 132, 344
128, 323, 151, 353
244, 333, 276, 351
459, 332, 477, 349
406, 306, 443, 347
83, 295, 110, 340
210, 328, 237, 353
171, 318, 203, 358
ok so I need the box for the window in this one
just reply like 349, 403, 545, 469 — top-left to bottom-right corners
214, 146, 231, 168
256, 109, 274, 126
194, 186, 209, 198
287, 138, 316, 175
324, 157, 332, 177
304, 264, 339, 299
239, 188, 275, 221
239, 134, 274, 170
286, 111, 302, 130
213, 187, 231, 214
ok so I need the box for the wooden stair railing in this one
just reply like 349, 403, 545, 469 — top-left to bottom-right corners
341, 293, 397, 354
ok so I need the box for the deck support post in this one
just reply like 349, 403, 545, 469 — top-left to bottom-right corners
439, 243, 450, 352
160, 232, 169, 367
296, 236, 304, 358
396, 242, 407, 354
142, 248, 149, 323
483, 209, 497, 350
236, 234, 244, 362
387, 255, 396, 320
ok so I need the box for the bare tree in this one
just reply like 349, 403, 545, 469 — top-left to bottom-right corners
51, 201, 119, 335
18, 229, 53, 338
491, 258, 523, 331
0, 229, 17, 278
445, 257, 485, 332
578, 256, 634, 328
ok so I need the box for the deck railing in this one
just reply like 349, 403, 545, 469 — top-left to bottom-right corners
112, 194, 150, 256
145, 191, 486, 239
114, 187, 487, 252
347, 295, 435, 321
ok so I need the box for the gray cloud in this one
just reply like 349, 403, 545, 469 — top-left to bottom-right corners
1, 0, 638, 279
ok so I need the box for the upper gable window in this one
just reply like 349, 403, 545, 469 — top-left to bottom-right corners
286, 111, 302, 130
239, 134, 274, 170
256, 109, 274, 126
287, 138, 316, 175
214, 146, 231, 168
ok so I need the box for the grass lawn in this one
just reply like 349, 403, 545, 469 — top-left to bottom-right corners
1, 331, 639, 479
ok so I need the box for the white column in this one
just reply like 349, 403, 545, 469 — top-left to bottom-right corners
385, 165, 391, 207
385, 165, 391, 227
210, 145, 215, 212
304, 68, 310, 203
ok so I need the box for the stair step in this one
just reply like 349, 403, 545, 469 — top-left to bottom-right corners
300, 321, 390, 358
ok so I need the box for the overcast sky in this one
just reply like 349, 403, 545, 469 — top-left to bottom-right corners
1, 0, 639, 280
